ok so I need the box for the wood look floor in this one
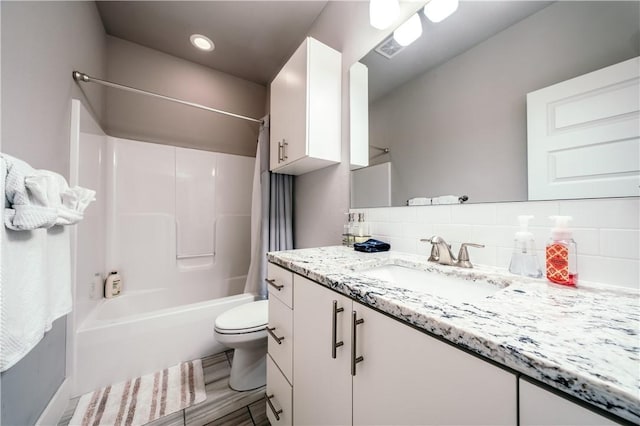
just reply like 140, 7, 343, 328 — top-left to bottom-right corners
58, 351, 270, 426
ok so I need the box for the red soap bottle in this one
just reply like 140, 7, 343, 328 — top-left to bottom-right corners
546, 216, 578, 286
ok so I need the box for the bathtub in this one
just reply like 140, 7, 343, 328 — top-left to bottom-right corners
72, 291, 255, 396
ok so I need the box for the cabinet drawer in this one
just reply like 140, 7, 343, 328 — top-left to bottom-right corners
267, 262, 293, 308
268, 296, 293, 383
267, 354, 293, 426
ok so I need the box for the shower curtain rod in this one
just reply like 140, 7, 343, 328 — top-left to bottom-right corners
72, 71, 263, 124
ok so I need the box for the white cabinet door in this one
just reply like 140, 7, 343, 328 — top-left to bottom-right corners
266, 355, 293, 426
352, 303, 517, 426
269, 37, 341, 175
270, 39, 308, 170
527, 56, 640, 200
519, 379, 618, 425
293, 275, 352, 426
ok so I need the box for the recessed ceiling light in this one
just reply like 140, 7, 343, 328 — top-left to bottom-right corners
190, 34, 214, 52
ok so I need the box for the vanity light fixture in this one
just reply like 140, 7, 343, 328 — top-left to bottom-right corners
190, 34, 215, 52
369, 0, 400, 30
423, 0, 459, 23
393, 13, 423, 47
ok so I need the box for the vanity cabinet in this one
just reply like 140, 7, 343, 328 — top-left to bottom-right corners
269, 37, 341, 175
292, 274, 517, 425
266, 263, 294, 425
293, 275, 352, 425
519, 379, 619, 425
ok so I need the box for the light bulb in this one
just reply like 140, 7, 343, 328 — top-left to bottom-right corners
190, 34, 215, 52
370, 0, 400, 30
423, 0, 459, 23
393, 14, 422, 47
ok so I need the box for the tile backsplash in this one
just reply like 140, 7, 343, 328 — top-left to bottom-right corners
352, 197, 639, 289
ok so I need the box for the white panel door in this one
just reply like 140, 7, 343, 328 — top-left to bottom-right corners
352, 303, 517, 425
293, 276, 352, 426
519, 379, 618, 425
527, 56, 640, 200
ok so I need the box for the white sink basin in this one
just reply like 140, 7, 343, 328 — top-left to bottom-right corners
359, 264, 503, 302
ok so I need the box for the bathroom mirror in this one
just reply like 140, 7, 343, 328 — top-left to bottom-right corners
351, 1, 640, 208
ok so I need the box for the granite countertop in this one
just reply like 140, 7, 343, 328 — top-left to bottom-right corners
267, 246, 640, 424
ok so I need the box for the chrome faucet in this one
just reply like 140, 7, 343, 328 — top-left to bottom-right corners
420, 236, 485, 268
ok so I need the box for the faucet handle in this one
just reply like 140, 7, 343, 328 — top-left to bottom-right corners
420, 237, 439, 262
456, 243, 485, 268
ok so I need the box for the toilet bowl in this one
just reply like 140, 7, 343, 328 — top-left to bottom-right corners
214, 299, 268, 391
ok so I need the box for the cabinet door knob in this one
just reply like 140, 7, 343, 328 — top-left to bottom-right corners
351, 311, 364, 376
266, 393, 283, 421
265, 278, 284, 291
266, 326, 285, 344
332, 300, 345, 359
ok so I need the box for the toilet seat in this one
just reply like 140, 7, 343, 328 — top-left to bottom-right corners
214, 300, 268, 334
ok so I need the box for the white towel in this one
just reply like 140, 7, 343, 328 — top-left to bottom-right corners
2, 153, 95, 230
408, 197, 431, 206
0, 155, 74, 372
431, 195, 462, 205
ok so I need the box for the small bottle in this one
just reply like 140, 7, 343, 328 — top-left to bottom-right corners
545, 216, 578, 286
343, 213, 356, 247
355, 213, 370, 244
509, 215, 542, 278
104, 271, 122, 298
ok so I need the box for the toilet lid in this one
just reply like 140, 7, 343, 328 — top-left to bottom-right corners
214, 300, 268, 333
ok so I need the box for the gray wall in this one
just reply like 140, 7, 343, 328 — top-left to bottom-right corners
0, 1, 106, 425
293, 1, 423, 248
105, 36, 267, 157
369, 1, 640, 205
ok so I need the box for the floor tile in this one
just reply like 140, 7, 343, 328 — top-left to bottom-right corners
146, 410, 185, 426
202, 352, 232, 385
248, 398, 269, 426
203, 407, 253, 426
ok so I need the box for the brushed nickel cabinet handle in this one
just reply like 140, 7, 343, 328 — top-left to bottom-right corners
266, 394, 283, 421
266, 326, 285, 344
265, 278, 284, 291
283, 139, 288, 160
277, 141, 283, 162
332, 300, 344, 359
351, 311, 364, 376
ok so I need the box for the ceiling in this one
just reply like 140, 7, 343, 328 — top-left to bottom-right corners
362, 1, 553, 102
96, 1, 328, 86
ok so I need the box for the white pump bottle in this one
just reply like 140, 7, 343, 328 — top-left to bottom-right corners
508, 215, 542, 278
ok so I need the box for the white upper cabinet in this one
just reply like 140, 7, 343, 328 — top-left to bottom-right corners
270, 37, 342, 175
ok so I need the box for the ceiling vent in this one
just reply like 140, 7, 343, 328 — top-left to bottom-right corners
374, 36, 405, 59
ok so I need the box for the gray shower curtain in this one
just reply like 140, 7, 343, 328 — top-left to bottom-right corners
243, 115, 294, 299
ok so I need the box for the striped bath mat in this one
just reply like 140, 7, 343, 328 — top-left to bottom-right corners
69, 359, 206, 426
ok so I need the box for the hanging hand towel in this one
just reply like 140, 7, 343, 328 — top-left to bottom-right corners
2, 153, 95, 230
0, 154, 79, 372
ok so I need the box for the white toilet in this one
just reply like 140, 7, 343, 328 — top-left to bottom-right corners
214, 300, 269, 391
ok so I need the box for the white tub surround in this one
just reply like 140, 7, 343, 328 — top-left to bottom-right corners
267, 246, 639, 424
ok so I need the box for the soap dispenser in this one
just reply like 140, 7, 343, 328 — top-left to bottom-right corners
509, 215, 542, 278
354, 213, 371, 244
546, 216, 578, 286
